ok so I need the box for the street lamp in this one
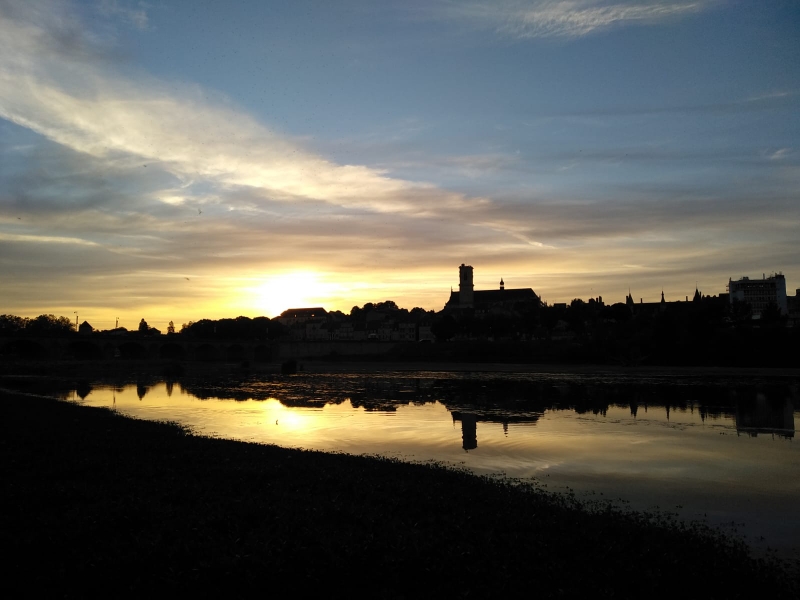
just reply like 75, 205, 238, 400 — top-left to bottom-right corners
74, 311, 78, 331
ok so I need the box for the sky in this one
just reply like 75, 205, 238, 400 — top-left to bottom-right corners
1, 0, 798, 330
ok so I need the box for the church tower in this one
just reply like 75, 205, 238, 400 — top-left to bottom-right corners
459, 264, 474, 308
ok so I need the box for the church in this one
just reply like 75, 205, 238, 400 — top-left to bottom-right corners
443, 264, 540, 313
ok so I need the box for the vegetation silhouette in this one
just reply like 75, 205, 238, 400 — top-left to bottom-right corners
0, 294, 798, 367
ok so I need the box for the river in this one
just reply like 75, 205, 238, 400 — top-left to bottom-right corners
58, 369, 799, 558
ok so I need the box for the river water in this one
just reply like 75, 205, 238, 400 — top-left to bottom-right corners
62, 370, 799, 557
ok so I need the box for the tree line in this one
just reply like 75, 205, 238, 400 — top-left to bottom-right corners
1, 297, 795, 367
0, 314, 75, 335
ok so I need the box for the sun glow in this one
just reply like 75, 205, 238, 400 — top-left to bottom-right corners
248, 271, 342, 317
261, 398, 312, 431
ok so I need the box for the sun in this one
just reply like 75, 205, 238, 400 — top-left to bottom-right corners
249, 271, 334, 318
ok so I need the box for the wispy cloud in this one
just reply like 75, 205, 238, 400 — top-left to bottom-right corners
536, 90, 799, 119
444, 0, 711, 39
98, 0, 149, 30
0, 232, 100, 245
0, 0, 480, 217
0, 0, 797, 325
768, 148, 792, 161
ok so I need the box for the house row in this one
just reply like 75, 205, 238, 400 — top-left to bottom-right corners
277, 307, 434, 342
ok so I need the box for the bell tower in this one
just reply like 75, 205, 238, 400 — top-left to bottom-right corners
459, 264, 474, 308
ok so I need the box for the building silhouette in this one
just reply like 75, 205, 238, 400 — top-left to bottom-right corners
461, 413, 478, 450
444, 264, 540, 313
735, 395, 794, 439
277, 307, 328, 325
728, 273, 788, 317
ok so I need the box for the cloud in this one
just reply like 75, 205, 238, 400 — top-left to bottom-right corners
0, 0, 797, 324
0, 0, 480, 217
536, 90, 799, 120
0, 0, 532, 323
483, 192, 800, 243
0, 232, 100, 246
98, 0, 148, 30
768, 148, 792, 161
444, 0, 711, 39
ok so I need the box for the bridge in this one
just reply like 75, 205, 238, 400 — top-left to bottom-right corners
0, 334, 398, 362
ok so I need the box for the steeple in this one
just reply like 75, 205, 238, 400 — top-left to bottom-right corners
661, 290, 665, 304
500, 278, 505, 291
458, 264, 474, 307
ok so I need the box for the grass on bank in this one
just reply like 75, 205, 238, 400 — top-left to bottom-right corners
2, 389, 797, 598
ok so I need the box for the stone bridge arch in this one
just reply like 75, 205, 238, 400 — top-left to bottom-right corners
160, 342, 186, 360
67, 340, 104, 360
254, 344, 271, 362
118, 341, 149, 360
226, 344, 246, 362
194, 343, 218, 362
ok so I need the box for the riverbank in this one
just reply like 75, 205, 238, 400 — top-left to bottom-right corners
3, 390, 796, 597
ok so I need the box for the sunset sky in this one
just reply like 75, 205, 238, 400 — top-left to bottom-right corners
1, 0, 798, 330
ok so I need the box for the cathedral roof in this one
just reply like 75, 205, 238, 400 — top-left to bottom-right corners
445, 288, 539, 308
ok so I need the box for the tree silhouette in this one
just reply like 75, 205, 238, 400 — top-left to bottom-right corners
0, 314, 28, 335
759, 302, 787, 328
26, 314, 74, 335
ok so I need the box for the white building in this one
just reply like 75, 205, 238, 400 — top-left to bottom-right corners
728, 273, 788, 317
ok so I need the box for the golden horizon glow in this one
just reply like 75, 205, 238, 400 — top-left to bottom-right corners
4, 259, 753, 334
1, 2, 798, 330
245, 271, 344, 317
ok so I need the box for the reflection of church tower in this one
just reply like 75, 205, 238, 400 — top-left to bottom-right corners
461, 413, 477, 450
459, 264, 474, 308
76, 381, 92, 400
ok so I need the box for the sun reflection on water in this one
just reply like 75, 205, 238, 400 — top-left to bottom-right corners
65, 374, 800, 554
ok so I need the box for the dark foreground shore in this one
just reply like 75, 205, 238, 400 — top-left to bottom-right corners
3, 391, 797, 598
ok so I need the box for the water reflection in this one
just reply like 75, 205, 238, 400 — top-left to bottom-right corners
48, 374, 800, 441
33, 372, 800, 553
735, 393, 795, 438
453, 413, 478, 451
61, 374, 799, 442
75, 380, 91, 400
178, 375, 767, 417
